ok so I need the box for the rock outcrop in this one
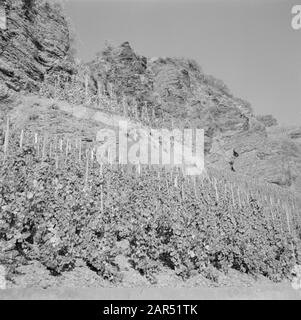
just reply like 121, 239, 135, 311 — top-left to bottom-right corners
87, 42, 301, 191
0, 0, 74, 93
256, 114, 278, 128
1, 2, 300, 194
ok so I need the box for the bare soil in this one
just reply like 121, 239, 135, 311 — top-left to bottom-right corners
0, 260, 300, 300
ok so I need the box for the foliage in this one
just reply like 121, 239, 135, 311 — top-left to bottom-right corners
0, 139, 300, 283
203, 74, 232, 97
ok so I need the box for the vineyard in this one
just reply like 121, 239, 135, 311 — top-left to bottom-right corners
1, 123, 301, 284
1, 0, 301, 294
38, 71, 206, 131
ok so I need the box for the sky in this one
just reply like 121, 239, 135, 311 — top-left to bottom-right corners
64, 0, 301, 126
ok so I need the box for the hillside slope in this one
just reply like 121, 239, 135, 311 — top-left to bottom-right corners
86, 42, 301, 192
1, 0, 301, 293
0, 3, 300, 193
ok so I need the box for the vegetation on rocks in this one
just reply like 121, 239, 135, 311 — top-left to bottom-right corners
0, 134, 300, 283
0, 1, 301, 286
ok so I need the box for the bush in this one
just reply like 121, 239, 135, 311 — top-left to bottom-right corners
0, 140, 300, 283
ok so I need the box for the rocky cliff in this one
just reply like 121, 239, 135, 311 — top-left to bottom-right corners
0, 0, 74, 93
0, 2, 300, 193
88, 42, 301, 192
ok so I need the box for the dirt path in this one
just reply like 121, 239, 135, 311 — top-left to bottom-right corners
1, 284, 301, 300
1, 261, 300, 300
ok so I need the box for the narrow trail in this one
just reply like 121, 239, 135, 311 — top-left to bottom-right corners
1, 283, 301, 300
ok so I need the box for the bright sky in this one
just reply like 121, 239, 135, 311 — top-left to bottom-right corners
64, 0, 301, 126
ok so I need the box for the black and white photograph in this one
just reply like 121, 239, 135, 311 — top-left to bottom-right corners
0, 0, 301, 303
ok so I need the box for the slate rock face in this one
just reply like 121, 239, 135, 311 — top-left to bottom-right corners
88, 41, 152, 105
1, 4, 300, 195
0, 82, 8, 100
289, 128, 301, 140
87, 42, 301, 191
0, 0, 73, 92
256, 114, 278, 128
88, 43, 258, 154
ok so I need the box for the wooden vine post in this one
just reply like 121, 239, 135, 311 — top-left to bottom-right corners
152, 107, 156, 122
84, 149, 89, 190
34, 132, 39, 157
284, 203, 291, 235
181, 180, 185, 201
123, 97, 127, 118
3, 117, 9, 162
174, 175, 178, 188
193, 176, 197, 197
42, 135, 47, 159
237, 188, 241, 208
137, 161, 141, 176
49, 143, 52, 158
78, 139, 82, 162
19, 129, 24, 149
100, 185, 104, 214
97, 81, 102, 108
85, 74, 89, 102
213, 178, 219, 202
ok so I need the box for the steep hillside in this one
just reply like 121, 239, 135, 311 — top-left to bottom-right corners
87, 41, 256, 155
86, 42, 301, 192
1, 6, 301, 290
0, 3, 300, 193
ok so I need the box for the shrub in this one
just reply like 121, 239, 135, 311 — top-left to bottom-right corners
0, 139, 300, 283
